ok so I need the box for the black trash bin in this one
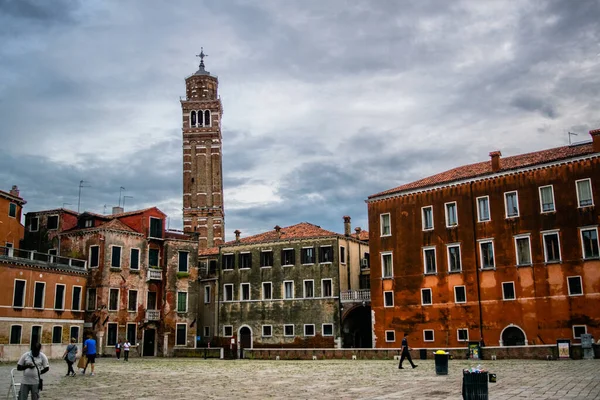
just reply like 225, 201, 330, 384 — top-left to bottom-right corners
419, 349, 427, 360
462, 371, 488, 400
434, 353, 449, 375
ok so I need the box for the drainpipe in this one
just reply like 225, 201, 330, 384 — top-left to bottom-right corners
470, 182, 485, 346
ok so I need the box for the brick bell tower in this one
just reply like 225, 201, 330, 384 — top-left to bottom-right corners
181, 48, 224, 248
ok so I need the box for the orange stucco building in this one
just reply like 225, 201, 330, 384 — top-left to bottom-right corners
367, 129, 600, 350
0, 185, 26, 251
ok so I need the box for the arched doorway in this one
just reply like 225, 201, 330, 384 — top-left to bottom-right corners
238, 326, 252, 358
501, 325, 526, 346
341, 305, 372, 348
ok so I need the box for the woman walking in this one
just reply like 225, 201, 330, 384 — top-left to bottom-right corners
63, 337, 78, 377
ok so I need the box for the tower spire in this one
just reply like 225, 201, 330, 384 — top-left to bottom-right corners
195, 48, 209, 75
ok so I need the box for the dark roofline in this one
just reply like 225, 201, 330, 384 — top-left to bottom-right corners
0, 190, 27, 205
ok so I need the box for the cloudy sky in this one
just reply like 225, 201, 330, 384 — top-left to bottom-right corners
1, 0, 599, 240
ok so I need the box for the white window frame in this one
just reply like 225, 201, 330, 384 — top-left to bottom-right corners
572, 325, 587, 339
300, 247, 315, 265
222, 253, 235, 270
223, 325, 233, 337
421, 288, 432, 306
321, 279, 333, 297
304, 324, 315, 337
567, 276, 583, 296
422, 206, 434, 231
538, 185, 556, 213
126, 323, 137, 344
203, 326, 210, 338
108, 288, 119, 311
381, 252, 393, 278
454, 285, 467, 304
340, 246, 346, 264
447, 243, 462, 272
385, 330, 396, 343
457, 328, 469, 342
239, 251, 252, 270
262, 282, 272, 300
10, 325, 23, 344
204, 285, 211, 304
514, 234, 532, 266
303, 280, 314, 298
579, 227, 599, 260
223, 284, 233, 302
380, 213, 391, 237
110, 245, 122, 269
175, 323, 187, 346
542, 230, 562, 263
128, 289, 138, 312
283, 324, 295, 337
502, 281, 516, 301
478, 239, 495, 269
283, 280, 294, 300
322, 323, 334, 337
260, 249, 273, 268
178, 251, 190, 273
319, 245, 333, 264
130, 248, 140, 270
383, 291, 394, 307
423, 246, 437, 274
52, 325, 63, 344
576, 178, 594, 208
13, 279, 26, 308
86, 288, 96, 311
89, 245, 100, 268
46, 214, 59, 230
54, 283, 66, 310
281, 248, 295, 267
476, 196, 491, 222
30, 216, 39, 232
8, 202, 17, 218
445, 201, 458, 227
33, 281, 45, 309
240, 283, 251, 301
262, 325, 273, 337
177, 291, 188, 313
423, 329, 435, 342
72, 285, 82, 311
504, 191, 520, 218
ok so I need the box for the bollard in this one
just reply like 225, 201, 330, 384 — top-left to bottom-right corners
276, 355, 280, 360
312, 356, 317, 360
352, 355, 357, 360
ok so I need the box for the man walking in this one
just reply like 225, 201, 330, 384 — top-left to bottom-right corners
123, 339, 131, 361
398, 333, 418, 369
17, 342, 49, 400
82, 334, 97, 376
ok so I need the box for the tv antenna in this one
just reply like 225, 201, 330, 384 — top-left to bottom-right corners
568, 131, 579, 145
77, 180, 91, 213
118, 186, 126, 207
122, 195, 133, 211
62, 202, 72, 209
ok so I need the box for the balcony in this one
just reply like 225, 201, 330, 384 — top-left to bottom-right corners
147, 269, 162, 281
146, 310, 160, 321
0, 246, 87, 270
340, 289, 371, 304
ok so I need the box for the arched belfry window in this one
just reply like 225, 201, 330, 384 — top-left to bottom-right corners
190, 111, 197, 127
204, 110, 211, 126
198, 110, 204, 127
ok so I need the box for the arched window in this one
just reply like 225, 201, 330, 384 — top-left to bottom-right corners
198, 110, 204, 127
204, 110, 211, 127
190, 111, 196, 127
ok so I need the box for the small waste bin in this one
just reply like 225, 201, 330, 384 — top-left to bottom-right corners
462, 371, 488, 400
434, 352, 449, 375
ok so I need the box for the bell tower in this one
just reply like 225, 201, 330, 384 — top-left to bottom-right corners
181, 49, 224, 248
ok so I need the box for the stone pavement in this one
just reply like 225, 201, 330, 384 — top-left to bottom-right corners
1, 358, 598, 399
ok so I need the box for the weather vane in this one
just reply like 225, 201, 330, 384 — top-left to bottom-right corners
196, 47, 208, 68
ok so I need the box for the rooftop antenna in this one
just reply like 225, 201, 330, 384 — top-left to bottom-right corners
122, 195, 133, 211
118, 186, 126, 207
568, 131, 579, 145
77, 180, 91, 213
103, 204, 109, 214
62, 202, 71, 209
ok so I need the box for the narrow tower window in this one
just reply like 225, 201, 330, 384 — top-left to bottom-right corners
198, 110, 204, 126
204, 110, 211, 126
190, 111, 196, 127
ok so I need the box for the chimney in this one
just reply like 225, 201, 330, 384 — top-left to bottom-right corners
112, 206, 124, 215
343, 216, 351, 236
590, 128, 600, 153
9, 185, 19, 198
354, 227, 362, 239
234, 229, 241, 242
489, 151, 502, 172
274, 225, 281, 239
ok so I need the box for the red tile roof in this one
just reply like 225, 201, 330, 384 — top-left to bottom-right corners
199, 247, 219, 256
369, 142, 596, 199
357, 230, 369, 241
0, 190, 26, 205
100, 219, 138, 232
82, 207, 165, 219
224, 222, 343, 246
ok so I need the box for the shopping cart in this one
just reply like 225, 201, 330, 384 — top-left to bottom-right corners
6, 368, 20, 400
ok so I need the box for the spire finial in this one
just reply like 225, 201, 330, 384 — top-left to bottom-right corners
196, 47, 208, 69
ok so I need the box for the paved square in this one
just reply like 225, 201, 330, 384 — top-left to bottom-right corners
2, 358, 599, 399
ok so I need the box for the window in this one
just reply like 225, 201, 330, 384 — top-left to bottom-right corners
48, 248, 57, 256
149, 217, 163, 238
423, 330, 434, 342
576, 179, 593, 207
457, 329, 469, 342
148, 248, 159, 268
304, 324, 315, 336
128, 290, 138, 311
580, 228, 599, 259
126, 323, 136, 343
262, 282, 272, 300
505, 191, 519, 218
240, 283, 250, 301
262, 325, 272, 337
147, 291, 157, 309
385, 331, 396, 342
111, 246, 122, 268
10, 325, 22, 344
477, 196, 490, 222
84, 219, 93, 228
72, 286, 82, 311
177, 292, 188, 312
447, 244, 462, 272
284, 281, 294, 299
322, 324, 333, 336
47, 215, 59, 230
178, 251, 189, 272
303, 280, 314, 298
223, 254, 234, 269
70, 326, 80, 343
108, 288, 119, 311
360, 274, 370, 290
539, 185, 555, 212
454, 286, 466, 303
445, 202, 458, 227
13, 280, 26, 308
223, 326, 233, 337
322, 279, 332, 297
384, 291, 394, 307
380, 213, 391, 236
502, 282, 516, 300
261, 250, 273, 267
421, 288, 432, 305
33, 282, 45, 309
30, 216, 39, 232
573, 325, 587, 339
340, 246, 346, 264
284, 325, 294, 336
567, 276, 583, 296
422, 206, 434, 230
8, 202, 17, 218
239, 252, 252, 269
87, 288, 97, 311
543, 231, 561, 263
423, 247, 436, 274
89, 246, 99, 268
224, 284, 233, 301
130, 248, 140, 270
107, 323, 117, 346
176, 324, 187, 346
55, 284, 65, 310
204, 286, 211, 304
203, 326, 210, 338
361, 253, 370, 269
301, 247, 315, 264
319, 246, 333, 263
381, 252, 393, 278
479, 240, 495, 269
515, 235, 532, 266
31, 326, 42, 345
281, 249, 295, 266
52, 326, 62, 344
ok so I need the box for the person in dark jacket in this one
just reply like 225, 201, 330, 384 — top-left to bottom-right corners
398, 333, 418, 369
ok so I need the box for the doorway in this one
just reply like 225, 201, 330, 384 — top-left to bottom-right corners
143, 328, 156, 356
239, 326, 252, 359
501, 326, 526, 346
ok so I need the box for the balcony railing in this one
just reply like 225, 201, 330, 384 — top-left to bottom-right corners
147, 269, 162, 281
146, 310, 160, 321
0, 246, 87, 270
340, 289, 371, 303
